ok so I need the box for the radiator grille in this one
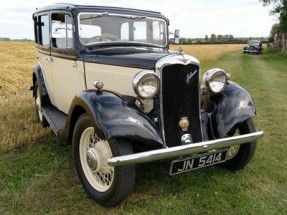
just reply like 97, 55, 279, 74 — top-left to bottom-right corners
161, 64, 202, 147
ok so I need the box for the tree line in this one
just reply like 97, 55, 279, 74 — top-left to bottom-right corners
174, 35, 267, 45
260, 0, 287, 34
259, 0, 287, 52
0, 37, 33, 42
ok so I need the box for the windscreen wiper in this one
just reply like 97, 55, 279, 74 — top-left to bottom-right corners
120, 15, 147, 20
80, 12, 109, 21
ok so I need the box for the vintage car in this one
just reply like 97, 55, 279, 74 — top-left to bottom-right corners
243, 40, 263, 54
31, 4, 264, 207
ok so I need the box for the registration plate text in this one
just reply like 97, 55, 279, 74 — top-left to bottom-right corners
170, 150, 227, 175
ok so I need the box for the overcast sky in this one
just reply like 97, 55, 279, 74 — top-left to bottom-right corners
0, 0, 276, 39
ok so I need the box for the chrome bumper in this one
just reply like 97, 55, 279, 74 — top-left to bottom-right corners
107, 131, 264, 166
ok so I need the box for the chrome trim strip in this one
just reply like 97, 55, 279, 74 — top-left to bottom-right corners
155, 54, 200, 75
107, 131, 264, 166
155, 54, 200, 146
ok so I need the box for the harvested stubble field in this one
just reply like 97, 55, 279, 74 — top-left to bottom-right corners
170, 44, 243, 61
0, 42, 50, 152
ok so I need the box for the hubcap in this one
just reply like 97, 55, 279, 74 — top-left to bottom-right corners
87, 148, 98, 171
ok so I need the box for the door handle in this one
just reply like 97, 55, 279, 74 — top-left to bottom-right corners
45, 57, 54, 62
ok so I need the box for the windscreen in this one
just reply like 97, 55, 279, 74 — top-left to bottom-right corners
249, 40, 260, 46
78, 12, 167, 47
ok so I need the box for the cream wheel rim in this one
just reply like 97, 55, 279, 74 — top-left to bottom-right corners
79, 127, 114, 192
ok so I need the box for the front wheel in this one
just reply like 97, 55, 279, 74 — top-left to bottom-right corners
72, 114, 135, 207
220, 118, 257, 171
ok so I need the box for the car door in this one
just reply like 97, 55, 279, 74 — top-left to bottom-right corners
34, 12, 55, 104
49, 12, 86, 114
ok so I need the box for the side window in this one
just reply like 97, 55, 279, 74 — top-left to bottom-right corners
39, 14, 49, 46
51, 14, 73, 49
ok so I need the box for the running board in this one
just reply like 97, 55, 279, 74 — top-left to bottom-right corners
42, 105, 67, 134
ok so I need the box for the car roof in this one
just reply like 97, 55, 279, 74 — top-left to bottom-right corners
33, 3, 164, 17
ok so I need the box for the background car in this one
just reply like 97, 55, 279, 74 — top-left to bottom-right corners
243, 40, 263, 54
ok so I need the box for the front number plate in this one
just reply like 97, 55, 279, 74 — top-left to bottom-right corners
169, 150, 227, 175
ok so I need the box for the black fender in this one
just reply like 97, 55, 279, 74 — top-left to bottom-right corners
60, 90, 164, 149
210, 81, 256, 138
32, 64, 50, 105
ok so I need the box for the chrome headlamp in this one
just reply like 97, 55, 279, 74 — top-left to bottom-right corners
133, 70, 160, 99
203, 68, 227, 93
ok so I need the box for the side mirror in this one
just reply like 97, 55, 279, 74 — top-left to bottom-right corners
174, 29, 180, 44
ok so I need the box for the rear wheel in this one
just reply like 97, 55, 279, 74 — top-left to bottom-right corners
220, 118, 257, 171
72, 113, 135, 207
34, 81, 48, 127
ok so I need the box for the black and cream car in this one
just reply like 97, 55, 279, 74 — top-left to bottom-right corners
31, 4, 264, 207
243, 40, 263, 54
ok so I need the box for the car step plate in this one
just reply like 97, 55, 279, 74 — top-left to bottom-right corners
169, 149, 227, 175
